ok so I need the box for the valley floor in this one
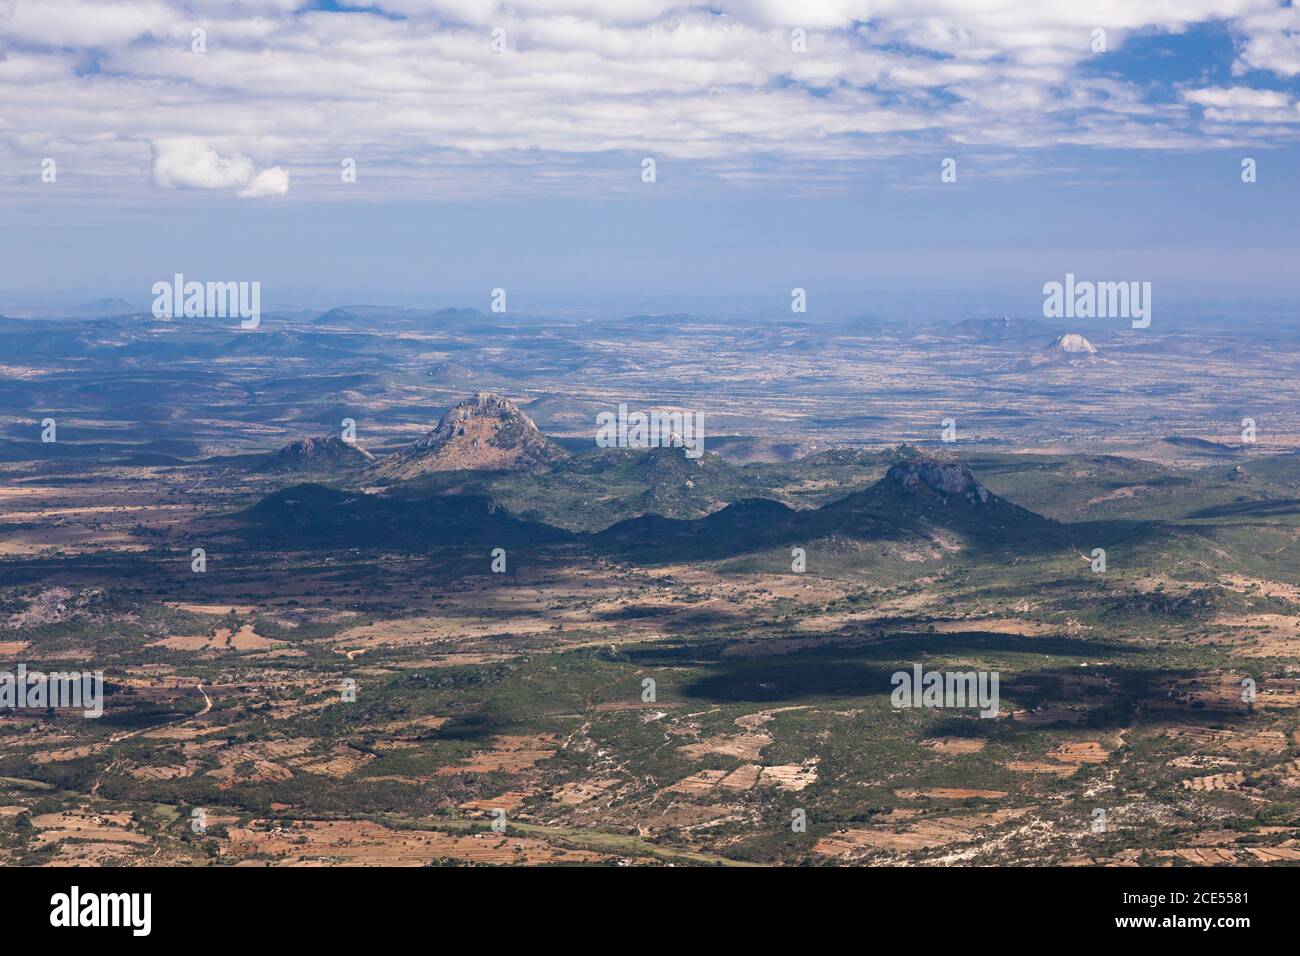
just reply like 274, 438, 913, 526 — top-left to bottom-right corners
3, 446, 1300, 866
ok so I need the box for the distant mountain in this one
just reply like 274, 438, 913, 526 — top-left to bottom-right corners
592, 498, 800, 557
312, 307, 366, 326
948, 315, 1060, 343
241, 452, 1067, 562
259, 435, 376, 473
1054, 333, 1097, 355
594, 455, 1061, 560
1000, 332, 1103, 372
75, 297, 136, 318
368, 392, 569, 480
815, 457, 1059, 545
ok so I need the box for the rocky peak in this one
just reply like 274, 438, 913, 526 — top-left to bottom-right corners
1055, 333, 1097, 354
886, 457, 990, 505
262, 434, 376, 472
412, 392, 534, 448
370, 392, 566, 478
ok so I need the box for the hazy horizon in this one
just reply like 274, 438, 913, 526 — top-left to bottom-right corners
4, 3, 1300, 308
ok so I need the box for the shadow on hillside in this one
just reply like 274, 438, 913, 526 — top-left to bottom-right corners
630, 637, 1242, 733
1186, 498, 1300, 520
630, 631, 1135, 673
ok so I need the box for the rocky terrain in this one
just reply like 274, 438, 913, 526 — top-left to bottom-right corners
261, 435, 376, 473
0, 307, 1299, 869
1054, 333, 1097, 355
368, 393, 568, 479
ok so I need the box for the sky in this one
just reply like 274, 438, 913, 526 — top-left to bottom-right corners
1, 0, 1298, 315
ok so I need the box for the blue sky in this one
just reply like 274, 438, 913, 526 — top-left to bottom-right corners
1, 1, 1298, 314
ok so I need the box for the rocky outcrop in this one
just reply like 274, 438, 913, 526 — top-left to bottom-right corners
1055, 333, 1097, 354
368, 392, 568, 479
261, 435, 376, 472
1003, 332, 1102, 371
886, 458, 991, 506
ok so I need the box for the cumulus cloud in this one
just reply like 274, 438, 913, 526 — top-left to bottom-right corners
151, 139, 255, 190
1232, 5, 1300, 76
150, 138, 288, 197
237, 165, 291, 198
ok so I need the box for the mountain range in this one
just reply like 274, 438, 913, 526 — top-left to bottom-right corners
241, 445, 1065, 566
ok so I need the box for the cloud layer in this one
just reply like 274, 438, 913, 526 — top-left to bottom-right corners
1, 0, 1298, 200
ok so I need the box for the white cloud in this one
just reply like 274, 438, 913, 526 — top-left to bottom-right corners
1183, 85, 1300, 122
238, 165, 290, 198
0, 0, 1296, 200
150, 138, 288, 197
151, 139, 255, 190
1184, 86, 1291, 108
5, 0, 176, 48
1233, 5, 1300, 76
